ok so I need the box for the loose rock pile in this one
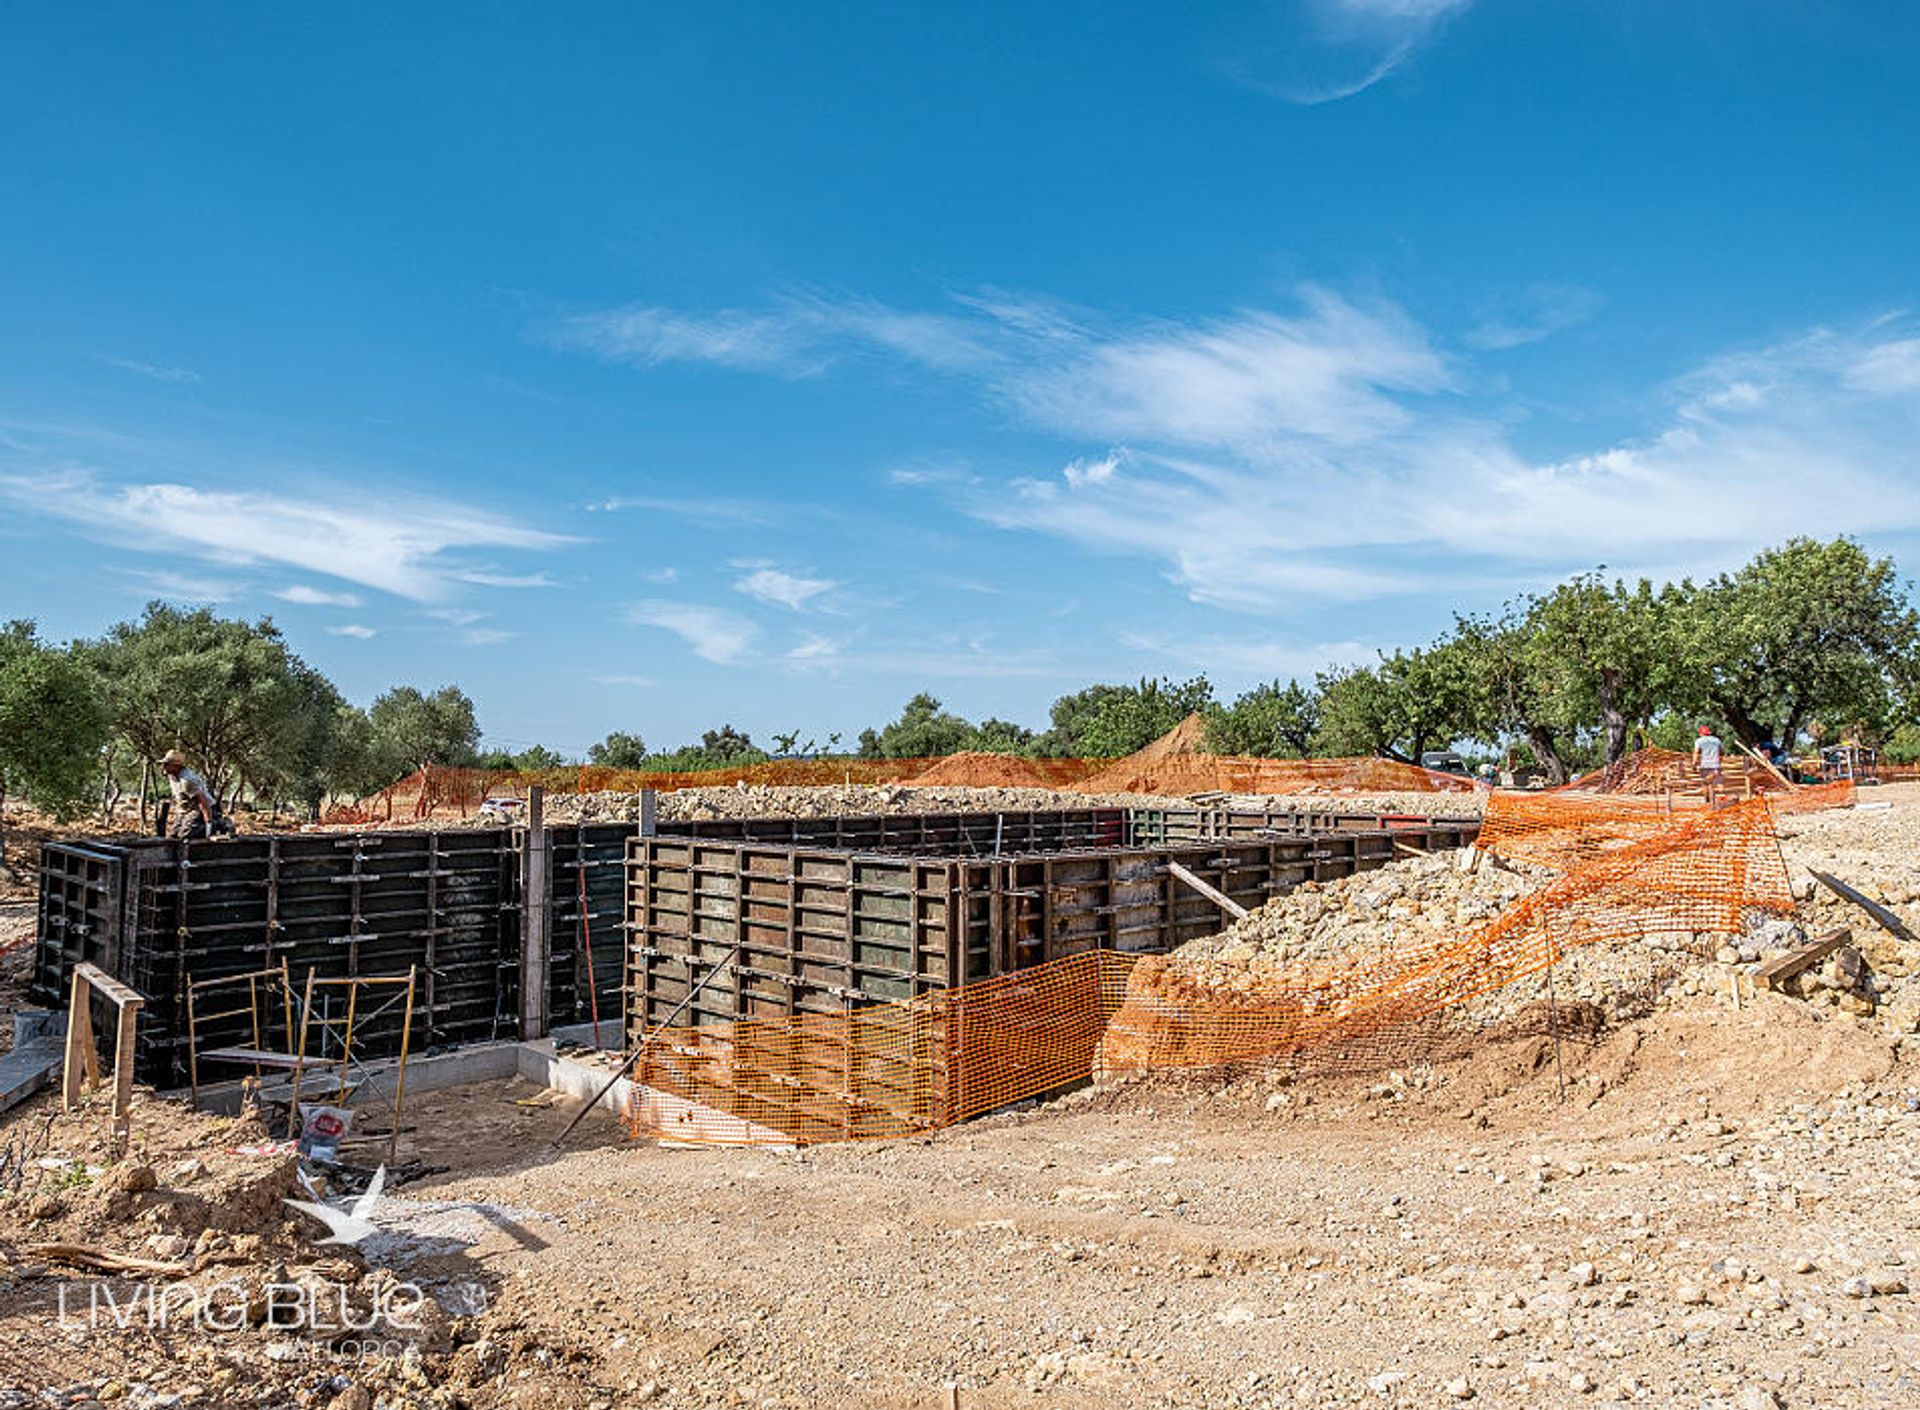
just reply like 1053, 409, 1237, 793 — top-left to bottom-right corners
1178, 850, 1547, 975
535, 784, 1484, 826
541, 782, 1169, 824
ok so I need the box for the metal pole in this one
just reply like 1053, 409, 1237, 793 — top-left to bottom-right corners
550, 943, 743, 1151
389, 966, 417, 1166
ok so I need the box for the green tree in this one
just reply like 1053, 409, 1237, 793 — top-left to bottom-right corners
0, 622, 110, 872
1312, 664, 1398, 758
250, 662, 359, 817
1036, 677, 1213, 758
1451, 614, 1578, 783
86, 603, 319, 803
966, 717, 1035, 755
1207, 679, 1319, 757
646, 726, 768, 772
588, 731, 649, 769
1032, 683, 1133, 757
1313, 647, 1473, 764
870, 693, 975, 758
1526, 573, 1675, 764
1673, 538, 1918, 747
366, 685, 482, 779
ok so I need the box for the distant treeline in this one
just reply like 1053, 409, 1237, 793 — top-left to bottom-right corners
3, 539, 1916, 840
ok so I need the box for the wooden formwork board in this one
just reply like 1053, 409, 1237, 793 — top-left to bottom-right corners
626, 816, 1481, 1038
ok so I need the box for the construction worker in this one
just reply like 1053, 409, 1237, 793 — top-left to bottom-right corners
159, 749, 223, 840
1692, 725, 1724, 805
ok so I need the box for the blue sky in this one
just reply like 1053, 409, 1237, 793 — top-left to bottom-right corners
4, 2, 1920, 756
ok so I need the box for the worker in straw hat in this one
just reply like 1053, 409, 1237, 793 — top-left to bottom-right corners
158, 749, 224, 840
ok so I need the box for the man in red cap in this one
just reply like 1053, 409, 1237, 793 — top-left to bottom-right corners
1692, 725, 1724, 805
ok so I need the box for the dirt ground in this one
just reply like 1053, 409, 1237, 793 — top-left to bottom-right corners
3, 787, 1919, 1408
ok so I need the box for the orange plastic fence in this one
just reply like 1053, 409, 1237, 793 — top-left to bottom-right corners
627, 790, 1826, 1146
1477, 769, 1851, 873
1559, 746, 1792, 798
1070, 754, 1482, 797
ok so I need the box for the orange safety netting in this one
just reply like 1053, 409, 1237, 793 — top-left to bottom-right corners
1476, 760, 1851, 873
1069, 754, 1481, 798
627, 789, 1832, 1147
1560, 745, 1792, 798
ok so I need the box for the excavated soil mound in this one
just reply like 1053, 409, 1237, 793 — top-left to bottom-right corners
1127, 712, 1211, 761
1067, 714, 1475, 798
908, 752, 1058, 788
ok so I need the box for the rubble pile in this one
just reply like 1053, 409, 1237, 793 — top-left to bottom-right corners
1178, 850, 1546, 974
541, 782, 1167, 824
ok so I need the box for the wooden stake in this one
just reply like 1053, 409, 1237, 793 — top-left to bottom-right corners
390, 965, 417, 1166
62, 969, 95, 1110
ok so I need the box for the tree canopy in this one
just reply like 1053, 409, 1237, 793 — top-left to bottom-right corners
0, 621, 110, 865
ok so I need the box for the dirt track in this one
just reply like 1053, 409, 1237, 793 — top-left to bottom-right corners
373, 988, 1914, 1410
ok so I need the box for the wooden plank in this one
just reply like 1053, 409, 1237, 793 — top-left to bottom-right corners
73, 962, 146, 1011
1166, 861, 1249, 921
1754, 928, 1852, 990
1812, 871, 1918, 944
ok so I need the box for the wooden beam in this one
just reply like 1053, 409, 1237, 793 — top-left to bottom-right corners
1166, 861, 1249, 921
1754, 928, 1851, 991
1812, 871, 1917, 944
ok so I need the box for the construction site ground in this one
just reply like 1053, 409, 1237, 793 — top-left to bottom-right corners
4, 787, 1920, 1409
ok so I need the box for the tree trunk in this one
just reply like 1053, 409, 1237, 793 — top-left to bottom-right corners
1527, 726, 1568, 785
137, 761, 151, 833
1599, 670, 1629, 765
1718, 699, 1768, 749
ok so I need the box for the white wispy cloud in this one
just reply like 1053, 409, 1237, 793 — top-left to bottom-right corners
276, 584, 363, 608
546, 292, 992, 378
117, 568, 241, 602
734, 567, 836, 611
456, 570, 559, 589
1464, 283, 1605, 350
550, 278, 1920, 615
976, 319, 1920, 610
101, 355, 202, 384
326, 624, 377, 639
0, 472, 569, 601
588, 494, 782, 527
556, 285, 1448, 453
1013, 291, 1450, 451
1224, 0, 1473, 105
628, 600, 759, 664
1120, 630, 1378, 681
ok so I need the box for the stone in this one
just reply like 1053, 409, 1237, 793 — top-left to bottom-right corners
1444, 1377, 1475, 1401
1675, 1283, 1708, 1306
1840, 1275, 1872, 1298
